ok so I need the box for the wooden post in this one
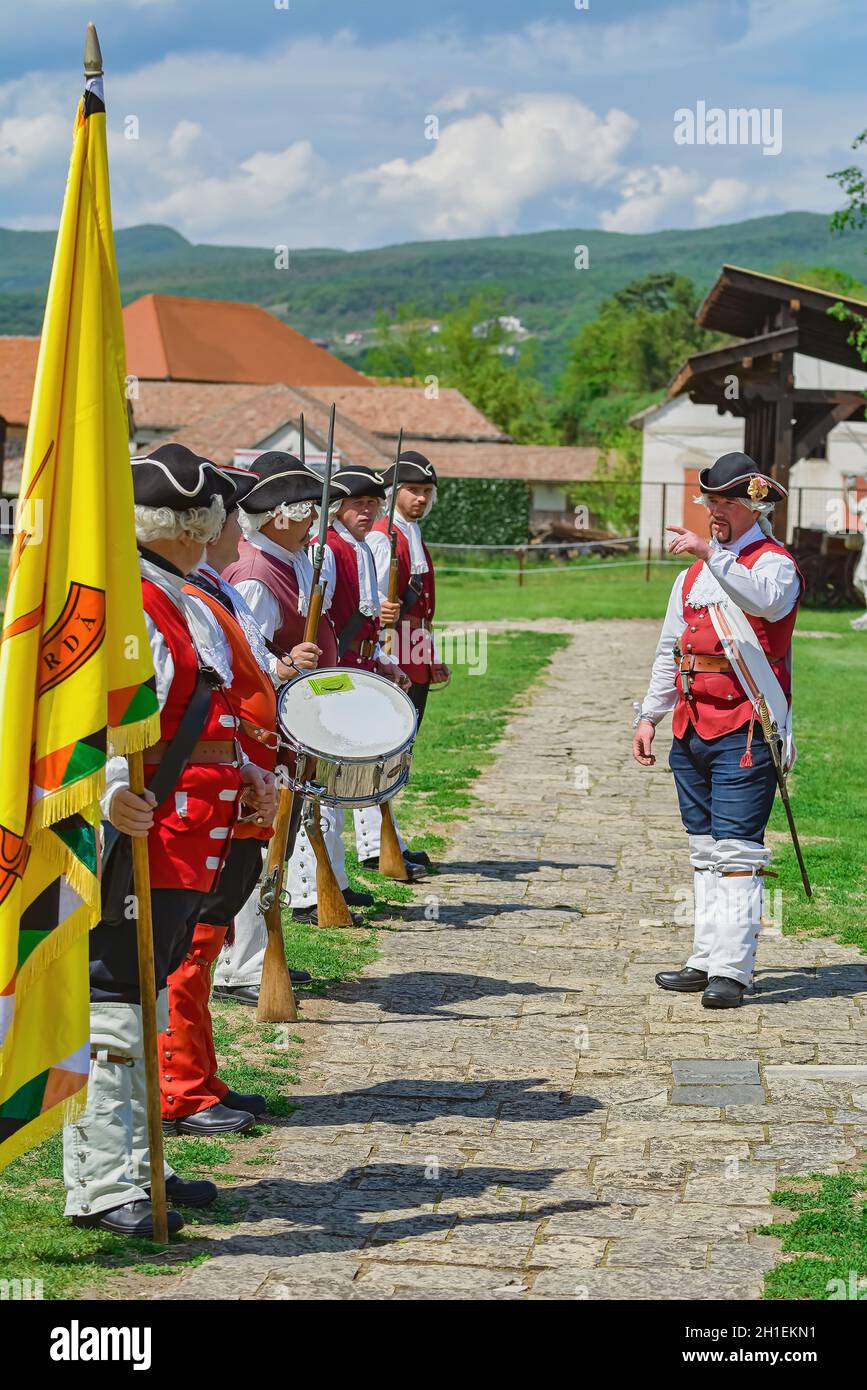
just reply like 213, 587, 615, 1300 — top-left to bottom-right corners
517, 546, 525, 587
127, 750, 169, 1246
644, 537, 652, 582
659, 482, 667, 558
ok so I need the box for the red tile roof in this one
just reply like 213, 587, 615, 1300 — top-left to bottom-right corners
123, 294, 368, 387
302, 384, 507, 442
424, 441, 606, 483
0, 337, 40, 426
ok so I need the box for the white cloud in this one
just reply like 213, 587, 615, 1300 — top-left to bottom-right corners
694, 177, 753, 225
349, 96, 637, 239
0, 110, 69, 183
601, 165, 700, 233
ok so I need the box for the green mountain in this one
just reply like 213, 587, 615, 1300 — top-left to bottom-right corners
1, 211, 863, 380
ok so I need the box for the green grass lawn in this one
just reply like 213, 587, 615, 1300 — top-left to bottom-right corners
0, 624, 566, 1299
435, 555, 692, 622
758, 1168, 867, 1300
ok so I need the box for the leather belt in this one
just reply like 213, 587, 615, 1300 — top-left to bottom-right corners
347, 637, 377, 660
677, 654, 732, 674
90, 1050, 134, 1065
238, 718, 280, 750
145, 738, 239, 765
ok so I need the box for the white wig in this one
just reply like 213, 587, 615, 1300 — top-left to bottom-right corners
694, 493, 777, 538
239, 499, 341, 537
135, 495, 226, 545
385, 485, 437, 521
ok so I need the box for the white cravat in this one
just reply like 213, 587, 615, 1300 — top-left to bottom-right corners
332, 520, 380, 617
394, 511, 428, 576
686, 522, 765, 609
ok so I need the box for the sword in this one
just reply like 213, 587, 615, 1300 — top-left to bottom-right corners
757, 697, 812, 899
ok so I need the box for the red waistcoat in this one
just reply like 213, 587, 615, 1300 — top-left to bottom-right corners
183, 582, 277, 843
141, 580, 242, 890
327, 526, 380, 671
370, 519, 436, 684
671, 539, 802, 740
223, 538, 338, 666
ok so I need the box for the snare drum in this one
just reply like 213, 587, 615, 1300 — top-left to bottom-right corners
276, 667, 418, 808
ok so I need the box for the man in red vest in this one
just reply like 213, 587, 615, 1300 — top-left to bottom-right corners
221, 453, 368, 925
158, 463, 313, 1131
321, 464, 417, 873
63, 445, 277, 1238
361, 451, 449, 874
632, 453, 802, 1009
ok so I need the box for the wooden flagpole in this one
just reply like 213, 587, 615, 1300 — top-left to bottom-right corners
128, 750, 169, 1245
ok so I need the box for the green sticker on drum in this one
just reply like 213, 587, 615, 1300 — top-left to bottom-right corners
309, 673, 355, 695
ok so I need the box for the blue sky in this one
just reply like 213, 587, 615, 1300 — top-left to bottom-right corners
1, 0, 866, 249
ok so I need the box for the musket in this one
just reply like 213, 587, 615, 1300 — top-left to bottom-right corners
377, 429, 410, 881
300, 405, 353, 925
757, 698, 812, 899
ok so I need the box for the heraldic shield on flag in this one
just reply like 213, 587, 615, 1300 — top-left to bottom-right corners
0, 68, 160, 1168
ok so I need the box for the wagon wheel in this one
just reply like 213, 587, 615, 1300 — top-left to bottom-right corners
799, 553, 846, 608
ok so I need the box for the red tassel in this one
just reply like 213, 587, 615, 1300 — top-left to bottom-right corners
740, 707, 757, 768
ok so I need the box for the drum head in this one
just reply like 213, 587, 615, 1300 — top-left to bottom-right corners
277, 667, 417, 760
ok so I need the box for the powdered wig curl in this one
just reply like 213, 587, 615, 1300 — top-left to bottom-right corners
694, 492, 776, 538
239, 499, 341, 537
135, 495, 226, 545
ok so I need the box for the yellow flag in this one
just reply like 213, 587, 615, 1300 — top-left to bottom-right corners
0, 64, 160, 1168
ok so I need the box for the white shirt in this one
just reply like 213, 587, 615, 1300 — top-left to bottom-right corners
317, 531, 390, 663
640, 523, 801, 726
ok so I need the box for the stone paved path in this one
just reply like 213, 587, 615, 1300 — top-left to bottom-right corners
166, 620, 867, 1301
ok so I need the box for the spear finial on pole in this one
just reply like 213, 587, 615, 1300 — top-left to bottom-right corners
84, 22, 103, 76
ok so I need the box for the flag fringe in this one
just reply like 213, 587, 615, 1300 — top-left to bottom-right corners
108, 709, 161, 757
29, 770, 104, 838
32, 825, 100, 908
0, 1085, 87, 1174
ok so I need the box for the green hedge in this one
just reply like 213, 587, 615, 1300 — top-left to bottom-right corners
421, 477, 530, 545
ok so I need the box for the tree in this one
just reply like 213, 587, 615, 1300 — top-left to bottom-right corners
556, 272, 714, 448
827, 133, 867, 365
359, 293, 556, 444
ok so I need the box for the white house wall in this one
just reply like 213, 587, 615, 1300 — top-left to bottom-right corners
638, 351, 867, 549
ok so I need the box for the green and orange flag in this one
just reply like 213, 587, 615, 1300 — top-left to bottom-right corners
0, 40, 159, 1168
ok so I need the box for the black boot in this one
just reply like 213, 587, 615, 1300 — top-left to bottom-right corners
702, 976, 746, 1009
342, 888, 375, 907
404, 849, 432, 868
213, 983, 260, 1006
73, 1199, 184, 1236
222, 1089, 267, 1117
159, 1175, 218, 1208
292, 905, 363, 926
163, 1102, 255, 1136
655, 966, 708, 992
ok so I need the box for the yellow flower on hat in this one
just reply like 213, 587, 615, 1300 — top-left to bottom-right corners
747, 474, 769, 501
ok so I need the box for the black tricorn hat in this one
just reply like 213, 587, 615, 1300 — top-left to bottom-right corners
698, 452, 787, 502
132, 443, 236, 508
237, 452, 349, 513
384, 450, 438, 489
218, 464, 259, 511
332, 465, 387, 501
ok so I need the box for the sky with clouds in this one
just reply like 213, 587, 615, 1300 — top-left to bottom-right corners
1, 0, 866, 249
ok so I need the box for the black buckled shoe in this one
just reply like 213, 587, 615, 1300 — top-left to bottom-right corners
291, 906, 363, 927
404, 849, 432, 868
159, 1176, 218, 1208
655, 966, 708, 992
73, 1199, 184, 1236
163, 1102, 256, 1136
702, 976, 746, 1009
342, 888, 375, 907
213, 983, 260, 1006
222, 1089, 267, 1117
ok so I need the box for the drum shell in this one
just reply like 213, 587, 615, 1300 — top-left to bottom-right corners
276, 667, 417, 809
